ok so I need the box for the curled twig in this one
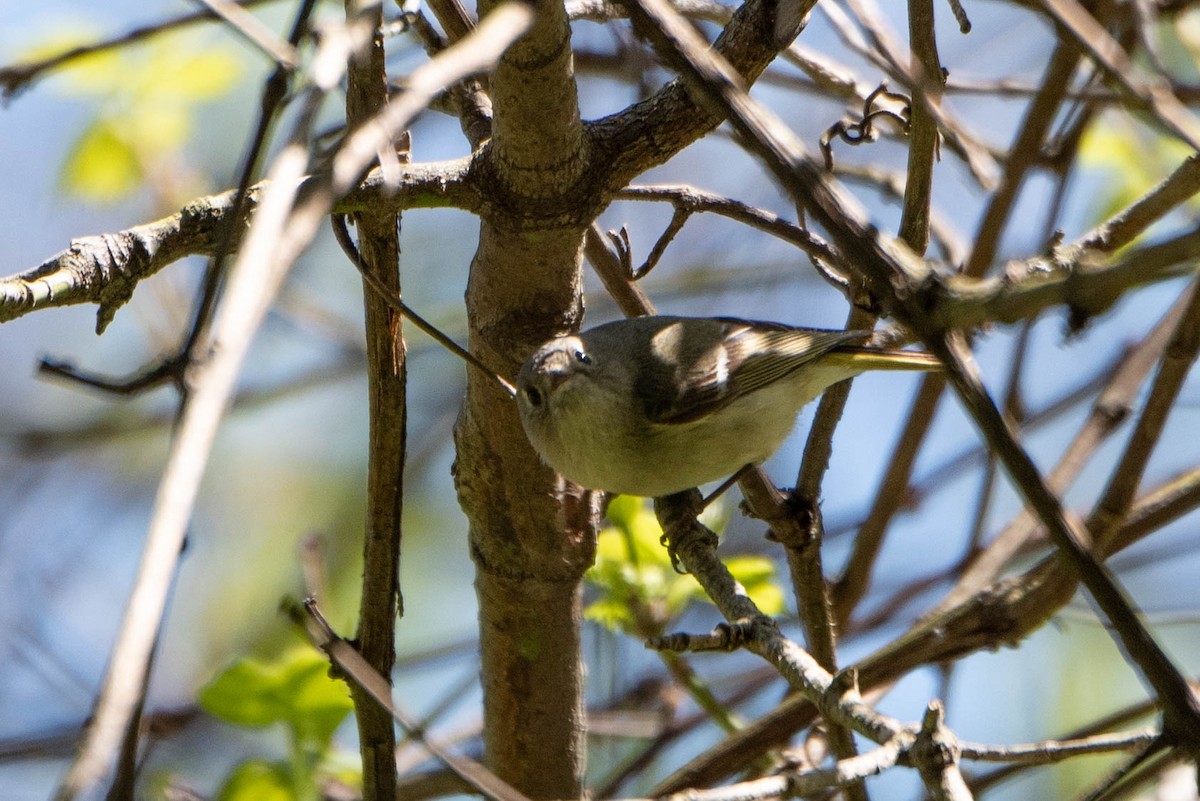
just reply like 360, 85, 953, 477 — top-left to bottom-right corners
819, 83, 913, 170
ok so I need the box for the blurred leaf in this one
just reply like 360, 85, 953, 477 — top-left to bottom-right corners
199, 646, 353, 750
17, 28, 123, 94
604, 494, 643, 532
26, 26, 243, 203
585, 595, 636, 630
662, 568, 707, 615
125, 102, 191, 154
216, 759, 294, 801
727, 556, 786, 616
1079, 117, 1196, 228
287, 656, 355, 748
586, 496, 781, 629
28, 29, 241, 101
157, 46, 242, 100
60, 120, 142, 201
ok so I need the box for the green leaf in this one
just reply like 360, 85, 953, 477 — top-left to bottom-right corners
597, 495, 676, 569
161, 47, 242, 100
587, 496, 779, 628
17, 28, 123, 95
286, 658, 356, 748
726, 555, 775, 587
216, 760, 294, 801
584, 596, 636, 630
727, 556, 784, 616
746, 581, 786, 617
1079, 117, 1196, 228
603, 494, 644, 532
662, 571, 706, 616
124, 103, 191, 154
199, 647, 353, 750
60, 120, 142, 202
31, 27, 243, 203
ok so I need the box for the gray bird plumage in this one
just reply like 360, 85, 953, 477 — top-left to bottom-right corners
516, 315, 938, 497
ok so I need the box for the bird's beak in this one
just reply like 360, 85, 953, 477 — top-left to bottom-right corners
531, 349, 577, 392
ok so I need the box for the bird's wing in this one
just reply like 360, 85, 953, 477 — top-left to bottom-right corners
637, 318, 864, 425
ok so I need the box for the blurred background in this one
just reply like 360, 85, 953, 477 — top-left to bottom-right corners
2, 0, 1199, 798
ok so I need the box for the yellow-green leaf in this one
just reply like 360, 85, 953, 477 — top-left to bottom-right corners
124, 102, 191, 154
199, 647, 352, 749
163, 48, 242, 100
60, 120, 142, 202
585, 596, 636, 631
727, 556, 784, 616
1079, 117, 1196, 227
588, 495, 773, 627
18, 29, 123, 94
746, 581, 785, 616
217, 760, 294, 801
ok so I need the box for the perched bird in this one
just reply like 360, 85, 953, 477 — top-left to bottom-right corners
516, 315, 940, 497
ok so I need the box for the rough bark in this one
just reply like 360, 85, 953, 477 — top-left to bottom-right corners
345, 5, 405, 800
453, 0, 596, 796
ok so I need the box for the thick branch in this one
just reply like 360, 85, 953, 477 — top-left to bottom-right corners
623, 0, 1200, 780
0, 159, 477, 330
50, 9, 533, 796
590, 0, 817, 189
457, 0, 593, 797
344, 3, 406, 800
927, 231, 1200, 331
0, 0, 282, 99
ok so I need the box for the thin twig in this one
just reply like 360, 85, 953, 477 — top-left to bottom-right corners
187, 0, 298, 67
1087, 281, 1200, 547
623, 0, 1200, 760
584, 224, 658, 318
0, 0, 284, 99
343, 6, 406, 799
612, 185, 841, 278
296, 600, 533, 801
1073, 737, 1171, 801
331, 214, 516, 396
50, 8, 534, 797
935, 290, 1190, 612
960, 728, 1158, 763
968, 684, 1190, 794
648, 738, 906, 801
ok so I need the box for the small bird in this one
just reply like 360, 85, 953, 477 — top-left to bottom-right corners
516, 315, 940, 497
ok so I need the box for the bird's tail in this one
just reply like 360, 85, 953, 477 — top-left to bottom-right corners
825, 346, 941, 372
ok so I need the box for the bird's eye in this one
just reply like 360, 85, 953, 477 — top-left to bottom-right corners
573, 349, 591, 365
523, 385, 543, 407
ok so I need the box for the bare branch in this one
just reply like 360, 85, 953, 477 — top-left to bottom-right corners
1039, 0, 1200, 150
187, 0, 298, 67
297, 600, 534, 801
621, 0, 1200, 760
0, 0, 283, 99
960, 729, 1158, 764
0, 159, 477, 329
632, 738, 905, 801
51, 8, 533, 797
